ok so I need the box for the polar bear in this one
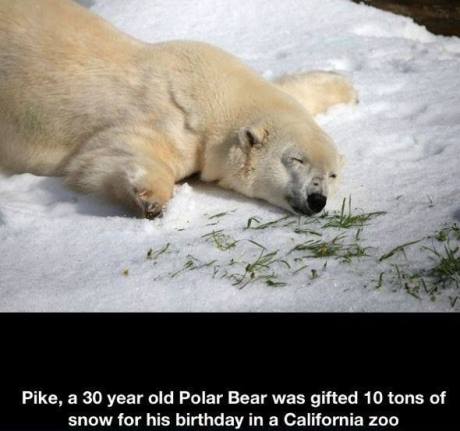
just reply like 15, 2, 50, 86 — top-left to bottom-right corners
0, 0, 357, 218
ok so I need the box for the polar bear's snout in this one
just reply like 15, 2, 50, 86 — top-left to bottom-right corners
286, 189, 327, 216
280, 152, 335, 216
307, 193, 327, 213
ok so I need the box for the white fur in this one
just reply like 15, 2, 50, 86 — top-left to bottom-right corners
0, 0, 357, 217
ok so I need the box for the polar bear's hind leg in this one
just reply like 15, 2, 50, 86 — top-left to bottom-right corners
274, 71, 358, 117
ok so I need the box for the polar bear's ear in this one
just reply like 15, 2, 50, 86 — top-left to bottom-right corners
238, 126, 269, 152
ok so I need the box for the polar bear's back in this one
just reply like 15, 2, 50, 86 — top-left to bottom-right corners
0, 0, 292, 177
0, 1, 146, 173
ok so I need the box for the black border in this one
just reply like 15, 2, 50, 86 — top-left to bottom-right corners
1, 313, 458, 430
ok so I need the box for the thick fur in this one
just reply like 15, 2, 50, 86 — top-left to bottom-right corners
0, 0, 357, 217
275, 71, 358, 117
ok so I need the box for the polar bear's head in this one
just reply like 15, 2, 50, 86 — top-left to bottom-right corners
216, 114, 343, 215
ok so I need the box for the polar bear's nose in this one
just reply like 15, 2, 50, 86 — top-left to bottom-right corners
307, 193, 327, 213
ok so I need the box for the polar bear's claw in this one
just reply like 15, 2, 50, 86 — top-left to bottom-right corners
135, 190, 164, 219
142, 201, 163, 219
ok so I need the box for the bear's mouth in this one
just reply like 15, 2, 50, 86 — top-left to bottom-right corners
286, 196, 313, 216
291, 205, 314, 216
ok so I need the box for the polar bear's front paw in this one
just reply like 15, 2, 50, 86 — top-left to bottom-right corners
135, 190, 165, 219
142, 201, 164, 220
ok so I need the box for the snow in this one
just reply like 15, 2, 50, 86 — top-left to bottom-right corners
1, 0, 459, 311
